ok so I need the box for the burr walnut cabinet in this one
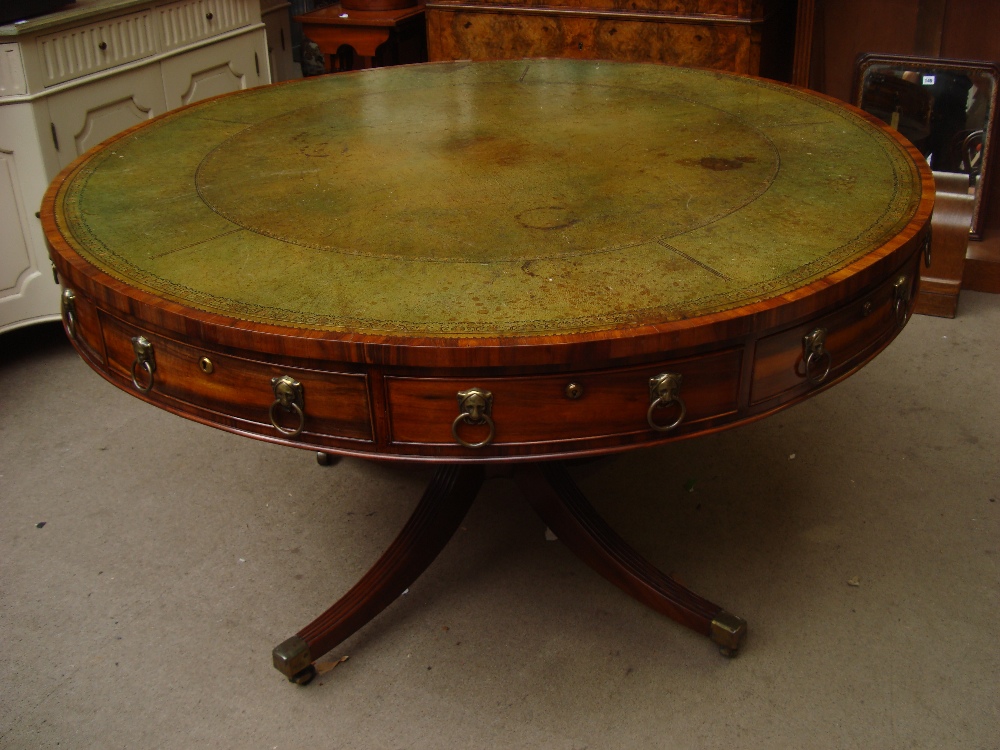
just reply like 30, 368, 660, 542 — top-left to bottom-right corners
426, 0, 796, 79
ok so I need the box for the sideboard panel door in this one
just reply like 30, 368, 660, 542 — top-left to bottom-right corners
161, 29, 269, 109
46, 64, 167, 169
0, 103, 62, 331
0, 149, 34, 293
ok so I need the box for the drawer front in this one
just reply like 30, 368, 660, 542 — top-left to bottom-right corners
386, 349, 741, 449
751, 265, 918, 406
101, 314, 373, 444
37, 11, 157, 86
60, 287, 106, 368
158, 0, 255, 52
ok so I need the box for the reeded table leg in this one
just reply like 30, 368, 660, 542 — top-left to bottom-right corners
516, 463, 747, 656
272, 464, 484, 683
275, 459, 744, 684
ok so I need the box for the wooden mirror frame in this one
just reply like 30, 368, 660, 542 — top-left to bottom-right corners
853, 53, 1000, 239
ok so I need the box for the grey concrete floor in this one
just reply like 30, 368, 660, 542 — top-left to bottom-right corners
1, 294, 998, 749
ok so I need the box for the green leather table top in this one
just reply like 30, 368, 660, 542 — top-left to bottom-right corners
52, 59, 925, 337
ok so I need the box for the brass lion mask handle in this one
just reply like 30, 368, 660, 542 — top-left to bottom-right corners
130, 336, 156, 393
61, 288, 77, 340
452, 388, 495, 448
647, 373, 686, 432
270, 375, 305, 438
894, 275, 912, 327
803, 328, 831, 385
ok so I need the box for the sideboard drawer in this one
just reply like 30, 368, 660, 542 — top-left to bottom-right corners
101, 315, 373, 443
158, 0, 255, 52
386, 348, 742, 449
37, 11, 157, 86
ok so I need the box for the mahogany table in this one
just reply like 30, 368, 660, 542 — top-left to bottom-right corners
42, 60, 933, 685
295, 2, 426, 72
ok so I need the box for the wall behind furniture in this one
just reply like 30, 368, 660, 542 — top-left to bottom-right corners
796, 0, 1000, 292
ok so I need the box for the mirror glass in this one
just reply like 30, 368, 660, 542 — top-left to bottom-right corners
855, 54, 1000, 238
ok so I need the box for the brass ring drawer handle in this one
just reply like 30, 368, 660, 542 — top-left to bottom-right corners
452, 388, 494, 448
647, 373, 686, 432
61, 288, 77, 341
130, 336, 156, 393
894, 275, 912, 327
803, 328, 831, 385
270, 376, 305, 438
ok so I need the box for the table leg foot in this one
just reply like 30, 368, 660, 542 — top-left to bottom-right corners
712, 610, 748, 657
272, 464, 484, 682
273, 635, 315, 683
517, 462, 747, 656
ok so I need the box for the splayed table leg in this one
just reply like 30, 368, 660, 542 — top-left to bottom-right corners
273, 463, 484, 683
516, 462, 747, 656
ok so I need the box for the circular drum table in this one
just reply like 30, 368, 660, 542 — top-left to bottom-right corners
42, 60, 933, 685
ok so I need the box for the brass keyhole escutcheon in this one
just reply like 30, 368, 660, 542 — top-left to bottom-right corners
452, 388, 494, 448
565, 383, 583, 400
199, 356, 215, 375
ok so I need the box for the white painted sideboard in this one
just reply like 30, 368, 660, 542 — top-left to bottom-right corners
0, 0, 280, 334
261, 0, 295, 84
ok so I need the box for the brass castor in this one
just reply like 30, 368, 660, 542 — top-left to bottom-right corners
316, 452, 340, 466
711, 611, 747, 658
291, 664, 317, 685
